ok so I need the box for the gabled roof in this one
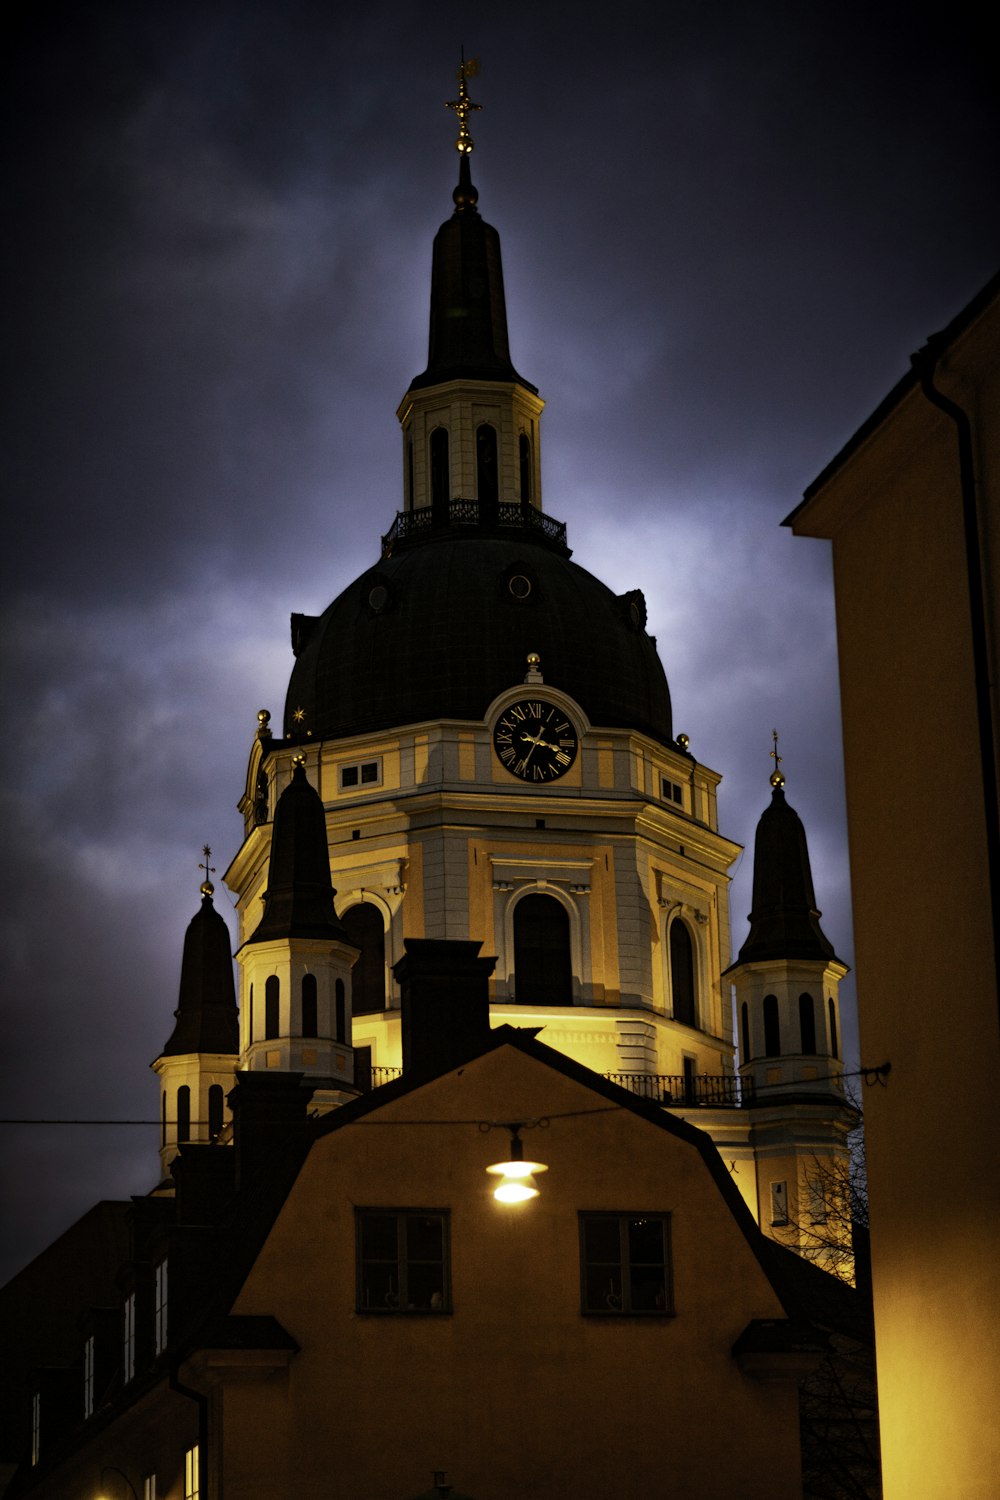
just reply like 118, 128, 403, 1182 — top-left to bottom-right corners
204, 1024, 852, 1335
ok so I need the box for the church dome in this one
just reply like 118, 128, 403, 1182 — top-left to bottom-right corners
283, 526, 673, 746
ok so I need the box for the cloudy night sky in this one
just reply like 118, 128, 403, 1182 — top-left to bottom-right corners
2, 0, 997, 1284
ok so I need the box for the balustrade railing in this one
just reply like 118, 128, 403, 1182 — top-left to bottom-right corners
382, 498, 568, 556
355, 1063, 749, 1108
604, 1072, 753, 1108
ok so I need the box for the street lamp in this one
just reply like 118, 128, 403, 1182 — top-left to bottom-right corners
486, 1124, 548, 1203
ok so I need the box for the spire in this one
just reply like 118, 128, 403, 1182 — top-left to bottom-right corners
735, 744, 842, 966
246, 757, 350, 945
407, 57, 535, 395
161, 861, 239, 1056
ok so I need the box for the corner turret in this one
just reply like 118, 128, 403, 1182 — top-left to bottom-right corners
237, 757, 358, 1108
152, 854, 239, 1178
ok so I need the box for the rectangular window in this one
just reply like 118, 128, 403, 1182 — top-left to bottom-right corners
770, 1181, 789, 1226
340, 759, 381, 790
184, 1445, 200, 1500
154, 1259, 168, 1356
579, 1213, 672, 1315
661, 777, 683, 804
807, 1178, 828, 1225
83, 1334, 95, 1418
356, 1210, 450, 1314
31, 1392, 40, 1466
123, 1292, 136, 1383
143, 1477, 157, 1500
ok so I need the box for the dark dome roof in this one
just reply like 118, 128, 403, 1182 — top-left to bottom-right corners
283, 528, 673, 745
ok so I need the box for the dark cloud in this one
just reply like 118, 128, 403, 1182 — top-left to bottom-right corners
2, 0, 997, 1282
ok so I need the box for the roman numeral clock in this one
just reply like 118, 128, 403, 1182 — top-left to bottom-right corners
492, 698, 579, 782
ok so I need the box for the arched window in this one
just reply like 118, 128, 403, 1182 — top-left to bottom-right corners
265, 976, 280, 1040
669, 921, 696, 1027
335, 978, 346, 1043
476, 423, 498, 510
513, 893, 572, 1005
828, 997, 839, 1059
430, 427, 449, 509
177, 1085, 191, 1143
741, 1001, 751, 1065
518, 433, 532, 503
763, 994, 781, 1057
799, 992, 817, 1054
342, 904, 386, 1015
301, 973, 318, 1037
208, 1084, 224, 1138
406, 437, 414, 509
161, 1092, 167, 1147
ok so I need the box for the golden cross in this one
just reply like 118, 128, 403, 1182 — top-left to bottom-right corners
769, 729, 785, 787
446, 53, 481, 155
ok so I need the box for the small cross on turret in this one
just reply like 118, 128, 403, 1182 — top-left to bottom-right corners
446, 53, 481, 155
199, 844, 216, 897
769, 728, 785, 789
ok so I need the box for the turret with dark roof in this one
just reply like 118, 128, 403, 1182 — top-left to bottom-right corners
734, 774, 841, 968
245, 759, 350, 946
161, 883, 239, 1056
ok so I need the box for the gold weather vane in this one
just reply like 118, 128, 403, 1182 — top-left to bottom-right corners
769, 729, 785, 789
446, 53, 481, 155
199, 844, 216, 896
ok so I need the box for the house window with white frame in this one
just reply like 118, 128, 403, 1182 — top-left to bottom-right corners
184, 1444, 200, 1500
123, 1291, 136, 1383
153, 1259, 168, 1356
83, 1334, 95, 1418
579, 1213, 673, 1315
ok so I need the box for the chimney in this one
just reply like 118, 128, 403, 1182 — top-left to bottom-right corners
395, 938, 496, 1075
227, 1071, 313, 1192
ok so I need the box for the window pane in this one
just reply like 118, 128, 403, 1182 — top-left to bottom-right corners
360, 761, 378, 783
582, 1216, 620, 1262
360, 1263, 398, 1310
406, 1214, 443, 1260
584, 1266, 623, 1312
360, 1214, 397, 1260
628, 1217, 665, 1266
406, 1262, 445, 1310
629, 1265, 667, 1312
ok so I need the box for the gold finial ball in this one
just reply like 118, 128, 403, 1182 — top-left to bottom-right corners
292, 751, 306, 768
527, 652, 541, 668
257, 708, 271, 726
200, 880, 215, 898
770, 769, 786, 789
677, 733, 690, 752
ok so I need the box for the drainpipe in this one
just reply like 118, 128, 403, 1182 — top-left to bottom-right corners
912, 339, 1000, 1034
170, 1362, 210, 1500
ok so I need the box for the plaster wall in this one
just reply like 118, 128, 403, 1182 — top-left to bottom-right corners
792, 289, 1000, 1497
228, 1046, 802, 1500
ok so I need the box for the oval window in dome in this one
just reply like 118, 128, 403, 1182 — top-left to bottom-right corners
508, 574, 532, 600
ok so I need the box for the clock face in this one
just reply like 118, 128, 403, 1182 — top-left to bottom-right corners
493, 698, 579, 782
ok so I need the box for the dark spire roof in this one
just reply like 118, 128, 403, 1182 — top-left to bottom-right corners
246, 761, 350, 945
161, 887, 239, 1056
406, 139, 535, 395
734, 786, 842, 966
